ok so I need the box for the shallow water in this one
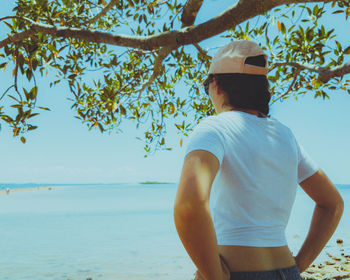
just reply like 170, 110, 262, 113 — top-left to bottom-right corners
0, 183, 349, 280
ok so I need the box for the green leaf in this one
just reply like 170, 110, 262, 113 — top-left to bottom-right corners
28, 113, 39, 118
281, 22, 286, 34
32, 59, 39, 71
332, 10, 344, 14
30, 86, 38, 100
28, 125, 38, 132
306, 29, 313, 42
336, 41, 342, 51
4, 21, 13, 30
119, 105, 126, 115
344, 46, 350, 55
8, 95, 20, 102
38, 106, 51, 111
26, 69, 33, 81
11, 104, 22, 108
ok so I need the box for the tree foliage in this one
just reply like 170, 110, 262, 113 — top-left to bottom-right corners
0, 0, 349, 156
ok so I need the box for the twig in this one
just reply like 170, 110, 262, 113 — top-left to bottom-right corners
0, 16, 18, 23
32, 69, 37, 107
193, 43, 211, 59
86, 0, 119, 25
137, 46, 174, 97
0, 16, 37, 25
0, 85, 15, 101
271, 61, 350, 83
14, 48, 19, 92
13, 47, 22, 102
270, 61, 320, 72
271, 69, 300, 104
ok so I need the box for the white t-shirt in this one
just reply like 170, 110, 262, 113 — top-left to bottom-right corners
185, 110, 319, 247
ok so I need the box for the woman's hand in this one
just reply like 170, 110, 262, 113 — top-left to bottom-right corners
296, 169, 344, 272
194, 269, 205, 280
219, 254, 231, 280
194, 254, 231, 280
294, 255, 308, 273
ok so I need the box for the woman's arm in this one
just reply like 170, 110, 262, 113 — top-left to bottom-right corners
174, 150, 224, 280
174, 202, 224, 280
295, 169, 344, 272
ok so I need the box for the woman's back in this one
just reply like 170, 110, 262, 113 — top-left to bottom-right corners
185, 110, 318, 249
218, 244, 296, 272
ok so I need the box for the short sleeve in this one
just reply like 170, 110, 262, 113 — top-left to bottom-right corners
185, 118, 225, 166
297, 142, 319, 183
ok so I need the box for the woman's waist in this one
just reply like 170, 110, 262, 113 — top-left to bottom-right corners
216, 225, 287, 247
218, 245, 296, 272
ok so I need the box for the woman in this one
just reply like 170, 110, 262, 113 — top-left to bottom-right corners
173, 40, 344, 280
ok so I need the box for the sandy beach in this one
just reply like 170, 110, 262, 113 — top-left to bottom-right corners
300, 252, 350, 280
0, 186, 54, 194
190, 252, 350, 280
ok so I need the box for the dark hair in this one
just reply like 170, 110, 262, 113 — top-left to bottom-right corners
212, 55, 271, 116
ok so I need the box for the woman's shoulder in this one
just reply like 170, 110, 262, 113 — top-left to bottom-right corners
194, 114, 220, 127
196, 112, 294, 135
191, 115, 227, 137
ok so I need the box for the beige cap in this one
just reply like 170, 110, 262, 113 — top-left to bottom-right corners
208, 40, 268, 75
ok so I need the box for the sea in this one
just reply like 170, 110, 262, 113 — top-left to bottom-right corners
0, 183, 349, 280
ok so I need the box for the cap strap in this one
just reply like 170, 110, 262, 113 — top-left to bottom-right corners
242, 64, 268, 75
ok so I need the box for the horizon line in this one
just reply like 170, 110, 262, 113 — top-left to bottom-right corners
0, 181, 178, 185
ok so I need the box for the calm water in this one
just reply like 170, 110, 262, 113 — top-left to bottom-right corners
0, 183, 349, 280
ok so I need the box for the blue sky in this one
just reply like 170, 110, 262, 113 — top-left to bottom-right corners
0, 1, 349, 184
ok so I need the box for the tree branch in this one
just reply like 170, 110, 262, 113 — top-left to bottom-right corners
271, 61, 350, 83
138, 0, 207, 93
271, 69, 300, 103
0, 0, 334, 51
193, 42, 211, 59
318, 62, 350, 83
86, 0, 119, 25
137, 46, 175, 97
138, 0, 206, 93
181, 0, 204, 27
0, 28, 37, 48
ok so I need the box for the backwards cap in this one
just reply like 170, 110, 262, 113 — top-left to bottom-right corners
208, 40, 268, 75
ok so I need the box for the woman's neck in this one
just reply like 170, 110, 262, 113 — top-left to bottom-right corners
222, 107, 269, 118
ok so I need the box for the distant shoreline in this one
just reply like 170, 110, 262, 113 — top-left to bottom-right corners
0, 182, 347, 187
0, 186, 54, 195
0, 182, 177, 193
139, 181, 174, 184
0, 182, 178, 186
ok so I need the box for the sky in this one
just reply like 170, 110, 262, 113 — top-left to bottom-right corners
0, 1, 349, 185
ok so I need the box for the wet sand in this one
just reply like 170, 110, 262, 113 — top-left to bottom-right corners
0, 186, 54, 194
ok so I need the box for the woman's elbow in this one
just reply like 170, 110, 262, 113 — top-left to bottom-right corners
320, 195, 344, 218
174, 200, 208, 222
335, 196, 344, 217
